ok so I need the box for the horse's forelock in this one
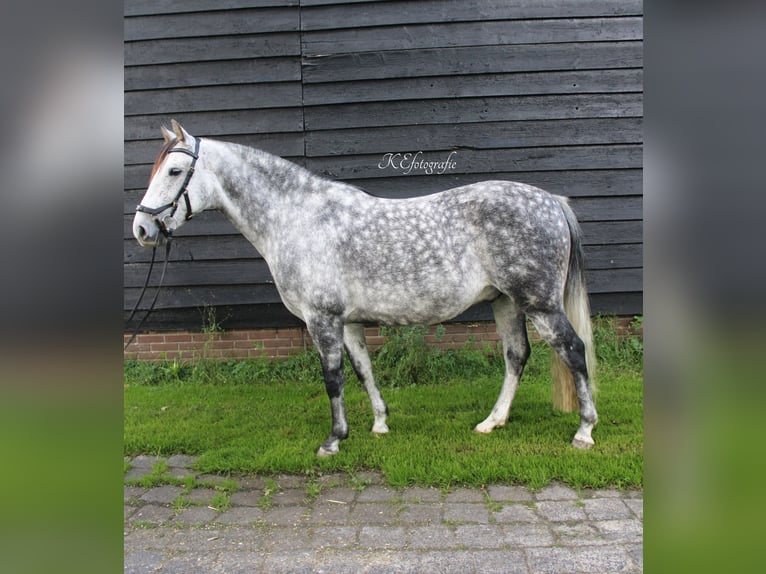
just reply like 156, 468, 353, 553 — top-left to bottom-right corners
148, 138, 179, 184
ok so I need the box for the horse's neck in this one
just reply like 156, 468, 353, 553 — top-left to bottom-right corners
211, 140, 324, 257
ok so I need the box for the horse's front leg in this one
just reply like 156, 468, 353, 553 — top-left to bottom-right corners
307, 314, 348, 457
344, 323, 389, 434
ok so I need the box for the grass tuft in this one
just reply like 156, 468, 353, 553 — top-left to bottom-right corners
208, 491, 230, 512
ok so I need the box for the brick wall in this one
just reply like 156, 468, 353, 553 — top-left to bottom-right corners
123, 318, 639, 362
124, 323, 501, 362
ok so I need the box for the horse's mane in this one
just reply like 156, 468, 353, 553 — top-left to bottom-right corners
148, 138, 178, 184
148, 136, 376, 198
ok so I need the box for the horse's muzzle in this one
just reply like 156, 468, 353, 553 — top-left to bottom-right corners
133, 212, 163, 247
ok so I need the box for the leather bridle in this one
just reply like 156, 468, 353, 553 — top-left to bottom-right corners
136, 136, 201, 237
126, 137, 201, 349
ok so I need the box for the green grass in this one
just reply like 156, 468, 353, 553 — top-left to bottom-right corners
124, 318, 642, 489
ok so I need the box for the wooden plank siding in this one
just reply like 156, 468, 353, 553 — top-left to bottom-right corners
124, 0, 643, 332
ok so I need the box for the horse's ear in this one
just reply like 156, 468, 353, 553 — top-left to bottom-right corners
161, 125, 174, 144
170, 119, 193, 145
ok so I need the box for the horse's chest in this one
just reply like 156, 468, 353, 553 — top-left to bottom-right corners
267, 249, 345, 319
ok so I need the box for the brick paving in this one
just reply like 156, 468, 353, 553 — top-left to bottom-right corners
124, 456, 643, 573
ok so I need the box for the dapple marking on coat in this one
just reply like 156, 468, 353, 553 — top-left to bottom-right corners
133, 121, 598, 456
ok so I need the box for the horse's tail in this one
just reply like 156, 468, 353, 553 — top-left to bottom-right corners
551, 196, 597, 412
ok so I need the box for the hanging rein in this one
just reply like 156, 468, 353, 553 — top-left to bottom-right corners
124, 137, 201, 349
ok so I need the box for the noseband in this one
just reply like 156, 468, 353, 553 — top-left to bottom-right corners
136, 136, 201, 237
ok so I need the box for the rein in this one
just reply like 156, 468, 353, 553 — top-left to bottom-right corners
124, 240, 173, 350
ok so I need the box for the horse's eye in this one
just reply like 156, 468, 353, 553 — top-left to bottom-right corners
169, 167, 183, 176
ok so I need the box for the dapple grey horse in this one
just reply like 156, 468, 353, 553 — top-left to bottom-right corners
133, 120, 597, 456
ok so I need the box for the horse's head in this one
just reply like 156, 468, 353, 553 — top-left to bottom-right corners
133, 120, 211, 246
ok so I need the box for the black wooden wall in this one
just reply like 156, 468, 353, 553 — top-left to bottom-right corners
124, 0, 643, 331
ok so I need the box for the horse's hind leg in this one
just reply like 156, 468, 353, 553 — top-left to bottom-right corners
475, 295, 530, 434
528, 309, 598, 448
306, 314, 348, 457
344, 323, 389, 434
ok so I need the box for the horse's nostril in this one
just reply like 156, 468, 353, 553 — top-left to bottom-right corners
137, 225, 147, 239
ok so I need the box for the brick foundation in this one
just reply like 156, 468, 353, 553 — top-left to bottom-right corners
124, 318, 639, 362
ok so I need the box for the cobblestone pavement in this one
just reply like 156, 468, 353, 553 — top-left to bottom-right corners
124, 455, 643, 573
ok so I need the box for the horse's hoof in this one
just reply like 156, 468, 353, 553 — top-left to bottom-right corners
474, 419, 504, 434
372, 423, 389, 435
571, 435, 595, 449
317, 445, 338, 458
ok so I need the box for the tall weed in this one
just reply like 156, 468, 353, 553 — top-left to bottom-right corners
592, 315, 643, 370
372, 326, 501, 387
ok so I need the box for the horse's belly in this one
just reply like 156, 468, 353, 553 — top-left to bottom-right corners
345, 280, 497, 325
